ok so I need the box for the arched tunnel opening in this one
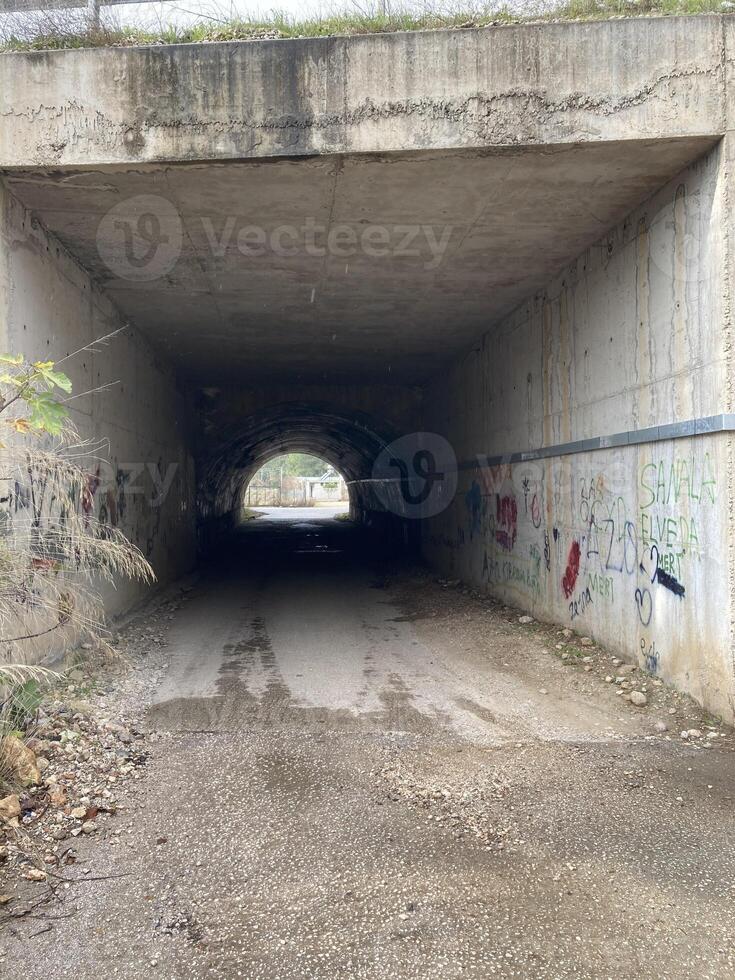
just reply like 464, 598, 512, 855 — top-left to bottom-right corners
195, 400, 423, 579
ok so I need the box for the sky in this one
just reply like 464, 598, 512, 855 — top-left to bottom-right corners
0, 0, 446, 32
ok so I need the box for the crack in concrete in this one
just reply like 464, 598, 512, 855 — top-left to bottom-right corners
4, 63, 721, 164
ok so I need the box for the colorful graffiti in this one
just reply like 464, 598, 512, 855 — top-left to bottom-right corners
453, 443, 718, 682
495, 494, 518, 552
562, 541, 581, 599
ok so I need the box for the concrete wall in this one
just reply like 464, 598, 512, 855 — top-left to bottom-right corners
0, 180, 197, 617
0, 16, 726, 168
422, 140, 735, 721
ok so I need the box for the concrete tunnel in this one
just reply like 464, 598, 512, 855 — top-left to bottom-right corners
1, 16, 735, 722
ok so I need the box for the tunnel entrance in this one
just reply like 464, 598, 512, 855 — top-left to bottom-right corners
1, 115, 729, 718
242, 453, 349, 518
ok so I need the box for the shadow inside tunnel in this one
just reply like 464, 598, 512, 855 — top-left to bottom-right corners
199, 504, 417, 580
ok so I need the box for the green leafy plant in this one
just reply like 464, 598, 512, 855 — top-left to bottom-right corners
0, 351, 154, 678
1, 677, 42, 731
0, 354, 72, 438
0, 350, 153, 784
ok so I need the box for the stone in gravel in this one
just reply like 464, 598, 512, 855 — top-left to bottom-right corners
0, 846, 7, 861
604, 676, 613, 683
707, 731, 718, 739
70, 806, 87, 819
81, 820, 97, 834
680, 730, 690, 739
688, 729, 703, 739
24, 868, 47, 882
654, 721, 668, 732
0, 794, 21, 825
518, 616, 533, 624
0, 894, 11, 905
1, 736, 41, 787
629, 691, 648, 707
580, 637, 594, 646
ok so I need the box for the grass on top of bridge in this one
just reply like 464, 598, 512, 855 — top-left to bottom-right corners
0, 0, 730, 53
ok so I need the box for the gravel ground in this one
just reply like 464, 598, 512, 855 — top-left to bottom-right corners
1, 513, 733, 979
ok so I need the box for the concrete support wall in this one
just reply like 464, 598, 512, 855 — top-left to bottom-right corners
423, 141, 735, 721
0, 16, 725, 168
0, 180, 197, 617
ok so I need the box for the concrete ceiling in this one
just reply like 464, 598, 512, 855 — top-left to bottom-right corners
4, 138, 715, 385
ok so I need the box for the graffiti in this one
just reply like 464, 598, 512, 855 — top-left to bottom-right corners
640, 637, 660, 674
639, 512, 699, 557
486, 556, 541, 597
464, 480, 482, 538
448, 448, 708, 675
530, 493, 542, 529
522, 476, 530, 511
578, 474, 607, 525
654, 564, 685, 599
588, 572, 614, 602
495, 494, 518, 552
562, 541, 581, 599
634, 586, 652, 626
569, 586, 593, 621
640, 544, 686, 599
639, 542, 686, 600
81, 467, 101, 526
639, 452, 716, 509
584, 493, 638, 575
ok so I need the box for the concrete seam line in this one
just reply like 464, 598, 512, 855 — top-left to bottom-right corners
457, 413, 735, 471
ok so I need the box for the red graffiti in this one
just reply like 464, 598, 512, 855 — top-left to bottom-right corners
81, 467, 101, 526
562, 540, 581, 599
495, 494, 518, 552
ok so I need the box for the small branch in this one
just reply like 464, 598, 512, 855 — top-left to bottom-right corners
55, 327, 126, 365
0, 622, 62, 643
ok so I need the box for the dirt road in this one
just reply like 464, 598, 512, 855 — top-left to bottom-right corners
2, 512, 734, 978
